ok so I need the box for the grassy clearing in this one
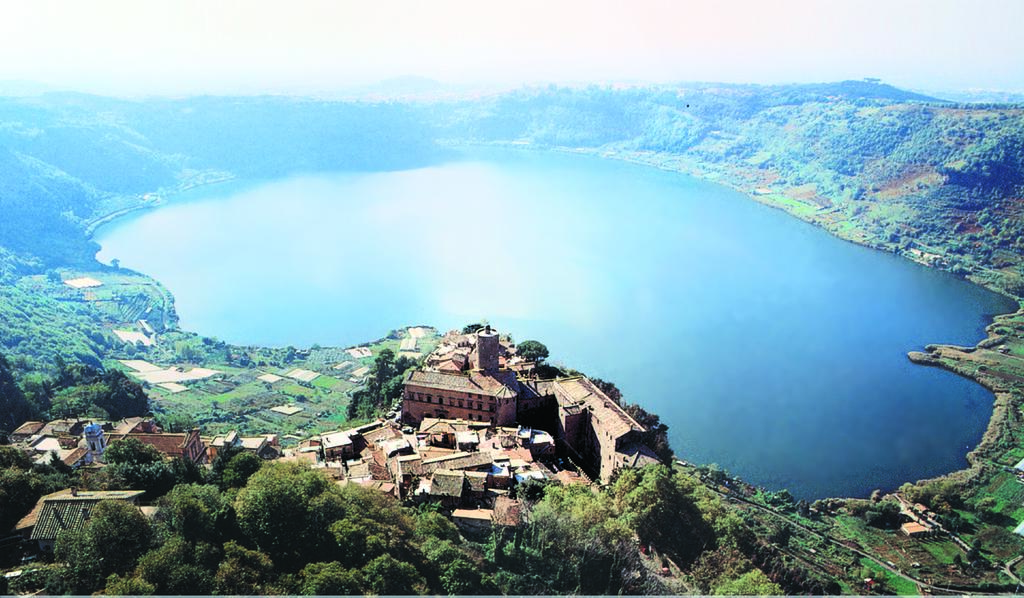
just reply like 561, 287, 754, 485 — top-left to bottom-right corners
859, 558, 919, 595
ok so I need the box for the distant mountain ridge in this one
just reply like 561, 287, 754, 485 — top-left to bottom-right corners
0, 80, 1020, 297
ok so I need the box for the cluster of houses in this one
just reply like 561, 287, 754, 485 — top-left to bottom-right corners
5, 325, 667, 552
7, 416, 279, 470
284, 416, 573, 530
402, 326, 661, 482
893, 495, 942, 538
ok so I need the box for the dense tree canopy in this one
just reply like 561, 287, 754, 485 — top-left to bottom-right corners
55, 500, 153, 593
516, 340, 549, 362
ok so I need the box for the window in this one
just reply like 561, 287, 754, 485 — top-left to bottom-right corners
489, 406, 494, 412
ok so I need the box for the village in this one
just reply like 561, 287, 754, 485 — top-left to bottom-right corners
5, 325, 667, 556
9, 322, 1024, 594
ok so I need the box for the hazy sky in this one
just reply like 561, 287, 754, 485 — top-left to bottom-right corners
1, 0, 1022, 96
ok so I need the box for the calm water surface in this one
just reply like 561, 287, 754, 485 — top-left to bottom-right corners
96, 150, 1017, 499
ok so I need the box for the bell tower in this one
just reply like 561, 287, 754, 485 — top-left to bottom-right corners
83, 422, 107, 464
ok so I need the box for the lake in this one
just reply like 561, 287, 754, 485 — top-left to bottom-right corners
95, 149, 1017, 499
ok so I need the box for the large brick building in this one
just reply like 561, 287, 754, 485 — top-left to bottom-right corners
402, 327, 660, 482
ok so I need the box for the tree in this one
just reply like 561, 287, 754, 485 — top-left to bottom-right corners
361, 554, 425, 595
0, 353, 38, 431
520, 483, 637, 594
56, 500, 153, 593
106, 437, 163, 466
131, 536, 215, 594
233, 462, 340, 569
103, 437, 176, 499
97, 370, 150, 419
103, 573, 156, 595
517, 340, 550, 362
611, 466, 718, 564
0, 445, 32, 470
0, 468, 46, 533
221, 451, 263, 488
215, 541, 274, 595
714, 569, 784, 595
623, 402, 673, 463
158, 484, 227, 543
299, 561, 364, 595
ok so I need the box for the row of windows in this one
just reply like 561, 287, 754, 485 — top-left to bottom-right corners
409, 391, 493, 411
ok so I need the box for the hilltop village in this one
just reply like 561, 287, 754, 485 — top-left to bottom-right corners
9, 320, 1024, 594
6, 326, 662, 553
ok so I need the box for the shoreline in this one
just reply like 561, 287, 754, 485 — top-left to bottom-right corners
84, 172, 237, 240
78, 144, 1021, 502
453, 140, 1023, 499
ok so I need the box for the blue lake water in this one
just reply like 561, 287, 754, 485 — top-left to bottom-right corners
95, 150, 1018, 499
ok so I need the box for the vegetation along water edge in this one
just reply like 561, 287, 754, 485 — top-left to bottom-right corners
3, 80, 1024, 593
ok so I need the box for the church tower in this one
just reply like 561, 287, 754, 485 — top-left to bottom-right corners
84, 422, 107, 464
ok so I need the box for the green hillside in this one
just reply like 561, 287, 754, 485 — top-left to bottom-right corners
438, 80, 1024, 298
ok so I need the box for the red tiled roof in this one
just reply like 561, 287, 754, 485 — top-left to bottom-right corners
406, 369, 519, 398
430, 470, 466, 497
115, 430, 204, 462
11, 421, 45, 437
61, 447, 89, 467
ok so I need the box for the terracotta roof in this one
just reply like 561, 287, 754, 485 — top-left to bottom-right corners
422, 451, 496, 474
452, 508, 493, 521
367, 450, 392, 481
27, 490, 145, 540
16, 490, 71, 532
359, 479, 398, 496
113, 417, 150, 435
57, 436, 79, 449
363, 424, 403, 445
618, 443, 662, 468
554, 470, 587, 486
503, 448, 534, 463
347, 461, 371, 480
465, 471, 488, 493
61, 447, 89, 467
116, 431, 202, 462
395, 455, 424, 477
550, 378, 644, 438
430, 470, 466, 497
42, 419, 86, 436
901, 522, 931, 535
406, 369, 519, 398
419, 447, 457, 461
420, 418, 461, 435
436, 360, 463, 373
11, 421, 45, 437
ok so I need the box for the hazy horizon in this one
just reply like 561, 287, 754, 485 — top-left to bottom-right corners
1, 0, 1023, 97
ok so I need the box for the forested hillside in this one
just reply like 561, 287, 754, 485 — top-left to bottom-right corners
3, 81, 1024, 595
2, 81, 1022, 298
437, 80, 1024, 298
1, 80, 1022, 377
0, 95, 445, 271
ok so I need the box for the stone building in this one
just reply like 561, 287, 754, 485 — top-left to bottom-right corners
401, 327, 661, 483
402, 369, 520, 426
